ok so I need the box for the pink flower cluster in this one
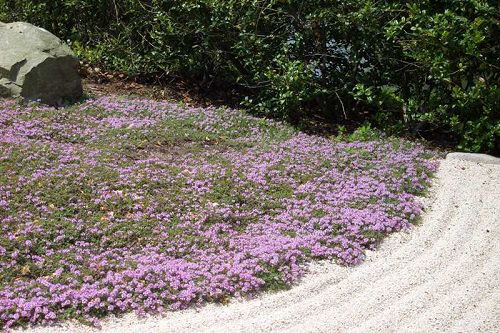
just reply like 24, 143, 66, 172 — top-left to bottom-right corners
0, 97, 438, 329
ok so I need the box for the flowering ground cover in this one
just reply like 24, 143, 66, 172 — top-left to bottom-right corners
0, 97, 438, 329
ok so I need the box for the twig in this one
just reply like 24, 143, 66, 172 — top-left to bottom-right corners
112, 0, 120, 25
334, 91, 347, 120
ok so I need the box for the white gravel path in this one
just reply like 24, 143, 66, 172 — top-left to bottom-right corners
18, 156, 500, 333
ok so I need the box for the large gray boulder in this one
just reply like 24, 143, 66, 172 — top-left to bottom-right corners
0, 21, 82, 105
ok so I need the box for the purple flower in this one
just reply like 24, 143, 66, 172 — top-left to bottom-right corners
0, 96, 438, 329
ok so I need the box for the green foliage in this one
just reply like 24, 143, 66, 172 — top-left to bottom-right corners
333, 122, 382, 144
348, 123, 382, 142
256, 264, 289, 291
379, 1, 500, 152
1, 0, 498, 152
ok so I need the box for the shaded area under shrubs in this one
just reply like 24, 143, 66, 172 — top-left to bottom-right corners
1, 1, 499, 152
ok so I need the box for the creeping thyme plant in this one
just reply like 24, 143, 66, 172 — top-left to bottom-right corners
0, 97, 437, 328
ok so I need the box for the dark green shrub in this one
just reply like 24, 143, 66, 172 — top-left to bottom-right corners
368, 1, 500, 152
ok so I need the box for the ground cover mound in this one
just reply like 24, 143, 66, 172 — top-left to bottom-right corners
0, 97, 438, 329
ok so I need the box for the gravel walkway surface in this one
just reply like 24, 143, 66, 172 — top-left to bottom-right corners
18, 157, 500, 333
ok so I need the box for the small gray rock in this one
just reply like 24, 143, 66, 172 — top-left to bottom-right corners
0, 21, 82, 105
446, 152, 500, 165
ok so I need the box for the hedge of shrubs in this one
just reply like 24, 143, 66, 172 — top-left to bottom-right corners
1, 0, 498, 152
